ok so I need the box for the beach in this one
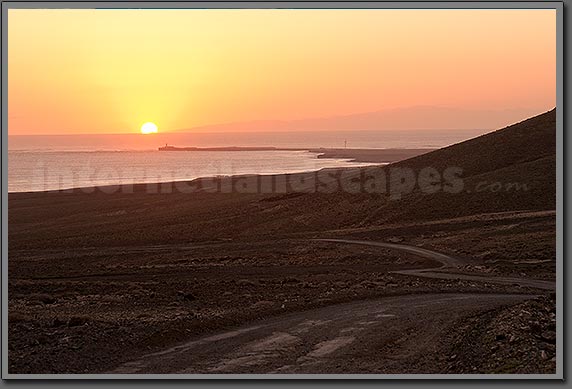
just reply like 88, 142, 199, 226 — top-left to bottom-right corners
8, 148, 435, 193
7, 111, 557, 374
5, 5, 559, 377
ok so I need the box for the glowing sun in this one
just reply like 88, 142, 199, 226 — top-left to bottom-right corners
141, 122, 158, 134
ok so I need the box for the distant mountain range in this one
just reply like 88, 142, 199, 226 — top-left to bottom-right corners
175, 106, 546, 133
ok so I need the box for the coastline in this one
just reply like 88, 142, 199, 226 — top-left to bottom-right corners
8, 148, 432, 194
310, 147, 435, 163
155, 146, 435, 163
7, 110, 557, 374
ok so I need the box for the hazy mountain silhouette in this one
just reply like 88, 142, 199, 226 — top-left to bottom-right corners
176, 106, 545, 133
10, 109, 555, 249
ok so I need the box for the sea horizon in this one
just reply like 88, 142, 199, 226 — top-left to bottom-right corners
7, 129, 489, 193
5, 5, 559, 377
8, 149, 382, 193
8, 128, 490, 152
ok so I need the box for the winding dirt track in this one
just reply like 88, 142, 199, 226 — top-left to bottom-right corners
317, 239, 555, 291
109, 239, 553, 374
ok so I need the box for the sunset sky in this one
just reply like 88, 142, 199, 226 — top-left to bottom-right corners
8, 9, 556, 135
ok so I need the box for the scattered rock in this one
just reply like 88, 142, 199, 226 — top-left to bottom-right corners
530, 321, 542, 335
51, 318, 66, 328
333, 281, 347, 288
37, 335, 49, 345
541, 343, 556, 352
67, 317, 87, 327
282, 277, 301, 284
28, 338, 40, 347
177, 291, 197, 302
540, 331, 556, 344
38, 295, 56, 305
236, 279, 257, 287
251, 300, 275, 310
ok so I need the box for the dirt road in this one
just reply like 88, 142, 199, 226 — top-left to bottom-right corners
109, 239, 552, 374
110, 293, 534, 374
318, 239, 555, 290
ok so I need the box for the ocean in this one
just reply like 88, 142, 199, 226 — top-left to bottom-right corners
8, 129, 489, 193
8, 150, 378, 193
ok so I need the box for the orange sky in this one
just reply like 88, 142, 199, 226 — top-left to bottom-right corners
8, 9, 556, 135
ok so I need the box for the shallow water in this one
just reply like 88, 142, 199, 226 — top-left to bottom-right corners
8, 150, 375, 193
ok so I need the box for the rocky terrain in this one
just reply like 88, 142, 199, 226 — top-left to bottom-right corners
444, 294, 557, 374
8, 110, 557, 374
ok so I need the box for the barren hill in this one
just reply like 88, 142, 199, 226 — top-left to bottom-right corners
365, 109, 556, 222
8, 110, 556, 248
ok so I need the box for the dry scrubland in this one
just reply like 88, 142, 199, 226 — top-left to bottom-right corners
8, 110, 556, 374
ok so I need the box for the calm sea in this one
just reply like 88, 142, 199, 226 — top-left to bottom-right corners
8, 150, 379, 193
8, 129, 488, 193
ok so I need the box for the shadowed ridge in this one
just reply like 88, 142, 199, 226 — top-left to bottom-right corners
362, 109, 556, 223
391, 108, 556, 178
7, 110, 557, 247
